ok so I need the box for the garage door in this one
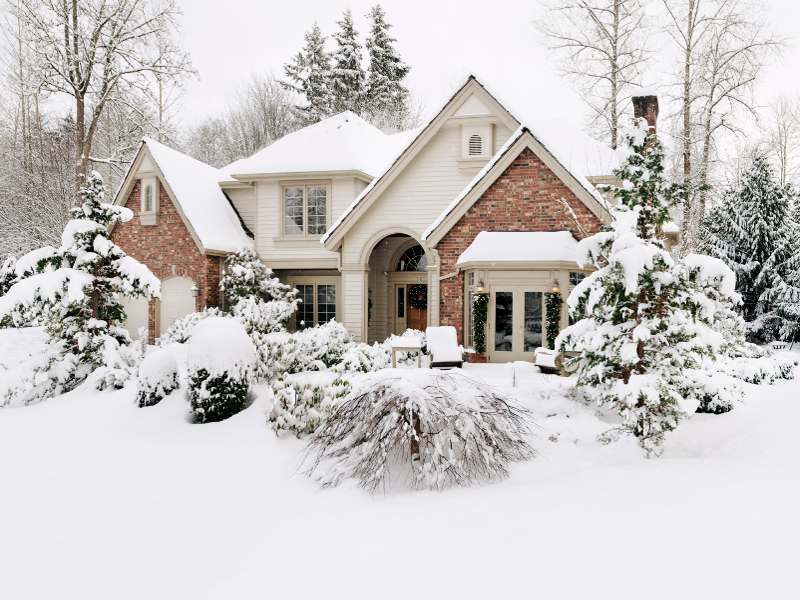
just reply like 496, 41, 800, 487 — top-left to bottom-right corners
160, 277, 196, 334
121, 296, 150, 340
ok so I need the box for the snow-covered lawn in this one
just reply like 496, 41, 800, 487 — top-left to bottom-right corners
1, 328, 799, 599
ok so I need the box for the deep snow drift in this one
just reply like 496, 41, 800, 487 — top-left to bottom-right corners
1, 328, 799, 599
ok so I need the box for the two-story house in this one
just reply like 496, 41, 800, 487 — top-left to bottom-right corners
111, 75, 660, 363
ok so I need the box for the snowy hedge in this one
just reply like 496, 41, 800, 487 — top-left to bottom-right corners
267, 372, 352, 437
137, 348, 179, 407
302, 370, 536, 493
187, 318, 255, 423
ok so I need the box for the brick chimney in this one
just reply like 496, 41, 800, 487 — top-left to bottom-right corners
632, 89, 659, 137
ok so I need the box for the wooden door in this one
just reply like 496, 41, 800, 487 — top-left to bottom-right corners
407, 285, 427, 332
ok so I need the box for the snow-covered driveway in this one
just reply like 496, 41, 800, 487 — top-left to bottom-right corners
1, 330, 798, 599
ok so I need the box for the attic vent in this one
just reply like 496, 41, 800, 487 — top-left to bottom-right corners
468, 134, 483, 156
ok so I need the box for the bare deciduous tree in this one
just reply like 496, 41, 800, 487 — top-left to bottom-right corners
660, 0, 786, 254
6, 0, 193, 197
759, 95, 800, 187
535, 0, 654, 149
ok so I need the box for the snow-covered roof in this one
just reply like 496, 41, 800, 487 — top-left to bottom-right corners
226, 112, 418, 178
456, 231, 578, 265
142, 138, 253, 254
323, 74, 615, 246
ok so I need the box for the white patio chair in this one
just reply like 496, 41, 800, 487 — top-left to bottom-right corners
426, 326, 464, 369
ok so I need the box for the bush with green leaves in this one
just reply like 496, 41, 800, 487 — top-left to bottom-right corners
157, 307, 222, 346
267, 372, 352, 437
187, 317, 255, 423
137, 348, 180, 407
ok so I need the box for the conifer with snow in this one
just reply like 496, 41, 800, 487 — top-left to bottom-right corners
699, 155, 799, 342
364, 5, 411, 127
283, 23, 333, 124
0, 173, 160, 405
0, 255, 17, 297
330, 10, 366, 114
556, 120, 740, 456
220, 246, 296, 306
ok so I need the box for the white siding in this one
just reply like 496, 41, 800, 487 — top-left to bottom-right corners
224, 187, 256, 233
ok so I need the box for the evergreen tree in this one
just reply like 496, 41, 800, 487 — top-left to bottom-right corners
556, 119, 741, 456
283, 23, 332, 124
330, 10, 366, 114
0, 256, 17, 297
364, 5, 410, 123
699, 156, 798, 342
220, 246, 297, 307
0, 173, 160, 405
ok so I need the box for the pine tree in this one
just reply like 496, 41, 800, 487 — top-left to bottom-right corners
556, 119, 741, 456
0, 173, 160, 405
0, 256, 17, 297
220, 246, 297, 306
283, 23, 333, 124
364, 5, 410, 123
330, 10, 366, 114
699, 156, 798, 342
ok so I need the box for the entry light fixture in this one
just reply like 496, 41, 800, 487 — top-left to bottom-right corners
551, 279, 560, 293
190, 284, 200, 298
476, 279, 485, 293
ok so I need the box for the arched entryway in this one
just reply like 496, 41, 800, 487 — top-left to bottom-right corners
363, 232, 434, 343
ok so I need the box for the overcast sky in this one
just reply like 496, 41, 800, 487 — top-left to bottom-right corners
176, 0, 800, 134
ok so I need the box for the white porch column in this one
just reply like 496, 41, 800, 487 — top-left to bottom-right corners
427, 248, 440, 328
340, 263, 370, 343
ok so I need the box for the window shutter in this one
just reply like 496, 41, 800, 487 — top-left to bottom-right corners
468, 134, 483, 156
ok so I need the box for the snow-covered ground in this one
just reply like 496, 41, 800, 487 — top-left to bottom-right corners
1, 328, 799, 599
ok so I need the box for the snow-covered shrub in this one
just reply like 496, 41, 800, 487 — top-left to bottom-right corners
268, 372, 352, 437
0, 256, 17, 297
296, 319, 353, 368
157, 307, 221, 346
302, 370, 536, 493
335, 342, 392, 373
137, 348, 179, 407
0, 173, 160, 405
187, 317, 255, 423
231, 296, 296, 335
220, 246, 297, 306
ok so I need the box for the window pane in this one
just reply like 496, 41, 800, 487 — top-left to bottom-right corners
524, 292, 543, 352
296, 284, 314, 330
494, 292, 513, 352
570, 271, 586, 286
307, 186, 327, 235
397, 286, 405, 318
284, 187, 304, 235
145, 186, 153, 211
317, 284, 336, 324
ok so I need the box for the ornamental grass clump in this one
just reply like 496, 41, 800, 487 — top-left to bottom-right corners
187, 317, 255, 423
302, 370, 536, 493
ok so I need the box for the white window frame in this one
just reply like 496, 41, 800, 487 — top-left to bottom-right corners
287, 276, 340, 331
139, 176, 159, 226
280, 180, 332, 239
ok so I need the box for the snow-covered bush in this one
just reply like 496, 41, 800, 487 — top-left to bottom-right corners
268, 372, 352, 437
0, 255, 17, 297
137, 348, 180, 407
0, 173, 160, 405
302, 370, 536, 493
231, 296, 296, 335
556, 120, 743, 456
157, 307, 221, 346
187, 317, 255, 423
333, 329, 425, 374
220, 246, 297, 306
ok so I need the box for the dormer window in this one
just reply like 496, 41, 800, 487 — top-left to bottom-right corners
468, 134, 483, 156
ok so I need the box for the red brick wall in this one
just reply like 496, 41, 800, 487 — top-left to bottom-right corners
109, 180, 221, 340
435, 147, 603, 356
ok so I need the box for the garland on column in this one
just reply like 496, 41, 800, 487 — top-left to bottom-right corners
472, 293, 489, 354
545, 291, 563, 349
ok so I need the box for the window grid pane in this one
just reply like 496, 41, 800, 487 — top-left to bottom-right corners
524, 291, 543, 352
494, 292, 513, 352
296, 285, 314, 330
317, 284, 335, 324
307, 186, 327, 235
284, 187, 304, 235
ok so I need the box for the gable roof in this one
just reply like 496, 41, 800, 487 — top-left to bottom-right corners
225, 111, 418, 178
115, 138, 253, 255
423, 126, 612, 245
320, 74, 614, 250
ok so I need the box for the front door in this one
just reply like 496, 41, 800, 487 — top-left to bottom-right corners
489, 287, 544, 362
393, 283, 428, 334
